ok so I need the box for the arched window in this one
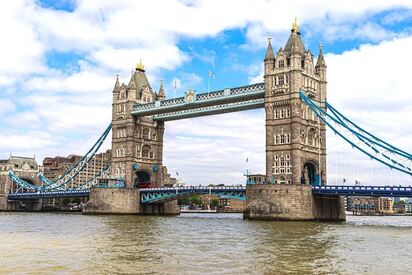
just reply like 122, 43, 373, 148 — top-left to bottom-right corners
308, 129, 316, 146
278, 75, 284, 85
142, 145, 150, 158
143, 128, 149, 139
281, 135, 285, 144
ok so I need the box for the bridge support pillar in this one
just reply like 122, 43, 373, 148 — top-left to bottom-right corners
83, 188, 141, 214
140, 201, 180, 215
83, 188, 180, 215
0, 195, 42, 211
244, 185, 345, 221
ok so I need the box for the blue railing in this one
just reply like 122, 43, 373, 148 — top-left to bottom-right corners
8, 185, 412, 201
312, 185, 412, 197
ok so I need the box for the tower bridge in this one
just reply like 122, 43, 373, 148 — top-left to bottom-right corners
2, 19, 411, 220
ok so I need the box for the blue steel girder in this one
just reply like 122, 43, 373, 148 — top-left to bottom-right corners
131, 83, 264, 121
140, 186, 247, 204
7, 190, 91, 200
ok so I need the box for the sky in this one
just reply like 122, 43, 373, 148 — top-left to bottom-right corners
0, 0, 411, 186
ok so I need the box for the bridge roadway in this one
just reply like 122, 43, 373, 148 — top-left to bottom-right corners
6, 185, 412, 202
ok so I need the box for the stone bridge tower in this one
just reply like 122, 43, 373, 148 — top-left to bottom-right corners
245, 19, 345, 221
264, 20, 327, 186
111, 62, 166, 188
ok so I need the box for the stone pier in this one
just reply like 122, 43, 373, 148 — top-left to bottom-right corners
243, 184, 345, 221
0, 194, 42, 211
83, 188, 180, 215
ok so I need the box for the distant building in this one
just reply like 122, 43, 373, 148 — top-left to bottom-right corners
42, 150, 111, 188
218, 196, 246, 212
347, 196, 394, 215
376, 197, 394, 214
347, 196, 376, 214
405, 203, 412, 214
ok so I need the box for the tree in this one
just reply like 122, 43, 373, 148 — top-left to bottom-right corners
210, 199, 219, 208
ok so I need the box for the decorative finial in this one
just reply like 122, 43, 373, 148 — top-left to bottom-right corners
136, 59, 145, 72
319, 42, 323, 52
268, 33, 272, 43
292, 17, 299, 33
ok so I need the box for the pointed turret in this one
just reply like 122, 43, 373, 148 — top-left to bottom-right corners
264, 36, 275, 61
264, 36, 275, 76
127, 71, 137, 91
316, 43, 327, 83
315, 42, 326, 68
113, 74, 120, 93
284, 17, 305, 56
157, 79, 165, 101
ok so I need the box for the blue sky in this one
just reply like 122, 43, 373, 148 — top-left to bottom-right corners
0, 0, 411, 185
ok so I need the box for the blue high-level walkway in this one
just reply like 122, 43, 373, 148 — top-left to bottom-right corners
132, 83, 264, 121
7, 185, 412, 202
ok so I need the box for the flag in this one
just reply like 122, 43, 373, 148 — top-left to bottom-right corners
208, 70, 216, 79
174, 80, 177, 90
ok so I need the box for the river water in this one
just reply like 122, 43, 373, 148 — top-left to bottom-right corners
0, 212, 411, 274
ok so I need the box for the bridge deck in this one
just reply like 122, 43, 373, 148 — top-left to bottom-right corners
6, 185, 412, 201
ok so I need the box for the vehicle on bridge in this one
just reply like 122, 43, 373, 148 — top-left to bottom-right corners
136, 181, 154, 188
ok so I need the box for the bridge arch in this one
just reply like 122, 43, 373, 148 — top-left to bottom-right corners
302, 161, 318, 186
134, 170, 152, 188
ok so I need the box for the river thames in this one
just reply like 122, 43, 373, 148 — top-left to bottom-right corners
0, 212, 411, 274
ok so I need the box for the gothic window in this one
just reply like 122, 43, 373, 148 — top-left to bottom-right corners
280, 109, 285, 118
274, 110, 279, 119
278, 75, 284, 85
281, 135, 285, 144
285, 74, 289, 84
280, 157, 285, 167
308, 128, 316, 146
275, 135, 280, 144
142, 145, 150, 158
279, 60, 284, 68
286, 108, 290, 118
143, 128, 149, 139
149, 152, 154, 159
119, 90, 125, 99
286, 134, 291, 143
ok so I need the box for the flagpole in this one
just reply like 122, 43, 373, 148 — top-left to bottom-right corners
174, 80, 176, 103
207, 75, 210, 95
